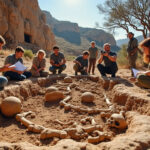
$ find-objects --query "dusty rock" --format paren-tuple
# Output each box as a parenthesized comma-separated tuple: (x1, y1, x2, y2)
(1, 96, 22, 117)
(45, 91, 64, 102)
(46, 86, 58, 93)
(0, 0, 55, 50)
(81, 92, 95, 103)
(64, 76, 73, 83)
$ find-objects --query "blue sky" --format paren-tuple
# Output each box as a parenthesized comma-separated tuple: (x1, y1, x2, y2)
(38, 0, 141, 40)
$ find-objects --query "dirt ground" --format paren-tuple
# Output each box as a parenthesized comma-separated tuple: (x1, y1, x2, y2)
(0, 53, 150, 149)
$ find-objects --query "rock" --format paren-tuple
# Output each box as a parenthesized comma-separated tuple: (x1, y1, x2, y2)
(64, 77, 73, 83)
(45, 91, 64, 102)
(81, 92, 94, 103)
(46, 86, 58, 93)
(1, 96, 22, 117)
(0, 0, 55, 50)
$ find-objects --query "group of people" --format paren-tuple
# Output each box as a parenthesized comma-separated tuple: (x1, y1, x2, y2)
(0, 33, 149, 90)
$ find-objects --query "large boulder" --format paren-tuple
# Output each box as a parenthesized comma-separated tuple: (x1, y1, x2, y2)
(81, 92, 95, 103)
(45, 91, 64, 102)
(0, 0, 55, 50)
(1, 96, 22, 117)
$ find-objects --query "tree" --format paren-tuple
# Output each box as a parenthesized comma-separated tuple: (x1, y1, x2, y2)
(97, 0, 150, 38)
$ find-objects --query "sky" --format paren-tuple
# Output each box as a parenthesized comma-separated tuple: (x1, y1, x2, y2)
(38, 0, 141, 40)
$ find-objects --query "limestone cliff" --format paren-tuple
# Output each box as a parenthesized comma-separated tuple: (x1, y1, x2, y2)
(44, 11, 81, 45)
(0, 0, 55, 51)
(44, 10, 119, 52)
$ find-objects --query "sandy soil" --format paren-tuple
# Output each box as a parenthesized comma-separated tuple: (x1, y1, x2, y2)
(0, 54, 150, 149)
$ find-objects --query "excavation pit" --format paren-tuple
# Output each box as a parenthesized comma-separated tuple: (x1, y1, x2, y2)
(0, 75, 150, 150)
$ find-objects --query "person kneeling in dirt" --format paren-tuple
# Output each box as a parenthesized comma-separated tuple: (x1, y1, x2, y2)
(30, 49, 48, 77)
(73, 51, 89, 75)
(97, 43, 118, 77)
(49, 46, 66, 74)
(4, 46, 32, 81)
(0, 35, 16, 89)
(136, 38, 150, 88)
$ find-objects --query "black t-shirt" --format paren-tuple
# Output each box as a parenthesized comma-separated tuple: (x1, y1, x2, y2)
(103, 51, 117, 67)
(50, 52, 65, 64)
(75, 55, 88, 67)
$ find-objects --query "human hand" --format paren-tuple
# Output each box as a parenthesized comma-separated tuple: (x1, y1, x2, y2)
(6, 65, 16, 71)
(103, 52, 108, 57)
(54, 64, 60, 67)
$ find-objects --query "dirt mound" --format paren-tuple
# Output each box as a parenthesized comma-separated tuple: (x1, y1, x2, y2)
(0, 75, 150, 149)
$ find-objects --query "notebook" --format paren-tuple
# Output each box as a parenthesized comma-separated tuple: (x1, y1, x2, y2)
(9, 61, 27, 72)
(132, 68, 140, 78)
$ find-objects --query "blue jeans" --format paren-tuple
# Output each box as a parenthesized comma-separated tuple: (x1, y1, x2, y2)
(49, 64, 66, 74)
(4, 71, 32, 81)
(0, 76, 8, 89)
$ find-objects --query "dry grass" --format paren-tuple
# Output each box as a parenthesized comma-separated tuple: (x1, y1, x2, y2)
(0, 49, 14, 56)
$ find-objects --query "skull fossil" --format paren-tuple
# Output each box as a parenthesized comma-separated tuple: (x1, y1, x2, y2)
(107, 112, 127, 129)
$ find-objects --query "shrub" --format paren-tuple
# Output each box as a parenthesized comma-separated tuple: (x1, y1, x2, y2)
(24, 50, 34, 59)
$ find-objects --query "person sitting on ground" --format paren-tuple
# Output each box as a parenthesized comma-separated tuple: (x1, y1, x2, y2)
(49, 46, 66, 74)
(4, 46, 32, 81)
(0, 35, 15, 89)
(88, 41, 98, 75)
(97, 43, 118, 77)
(136, 38, 150, 88)
(73, 51, 89, 75)
(30, 49, 48, 77)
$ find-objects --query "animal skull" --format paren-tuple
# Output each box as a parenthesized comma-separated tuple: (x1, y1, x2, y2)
(107, 112, 127, 129)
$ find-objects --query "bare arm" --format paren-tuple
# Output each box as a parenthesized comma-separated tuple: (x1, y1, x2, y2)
(145, 71, 150, 76)
(73, 60, 81, 66)
(98, 55, 103, 64)
(103, 53, 117, 62)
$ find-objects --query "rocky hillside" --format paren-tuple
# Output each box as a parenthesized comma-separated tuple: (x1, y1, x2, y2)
(0, 0, 55, 51)
(44, 11, 120, 53)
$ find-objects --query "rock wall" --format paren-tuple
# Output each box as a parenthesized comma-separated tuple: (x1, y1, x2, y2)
(0, 0, 55, 51)
(44, 10, 119, 51)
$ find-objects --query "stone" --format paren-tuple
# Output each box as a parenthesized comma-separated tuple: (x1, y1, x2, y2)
(0, 0, 55, 50)
(1, 96, 22, 117)
(45, 91, 64, 102)
(46, 86, 58, 93)
(81, 92, 94, 103)
(64, 77, 73, 83)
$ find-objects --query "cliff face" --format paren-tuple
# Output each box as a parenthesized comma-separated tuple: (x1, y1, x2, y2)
(44, 11, 81, 45)
(0, 0, 55, 51)
(44, 10, 119, 52)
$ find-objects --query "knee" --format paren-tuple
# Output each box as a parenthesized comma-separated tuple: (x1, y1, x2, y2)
(0, 76, 8, 88)
(97, 64, 103, 69)
(62, 64, 66, 70)
(49, 66, 54, 72)
(137, 74, 145, 83)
